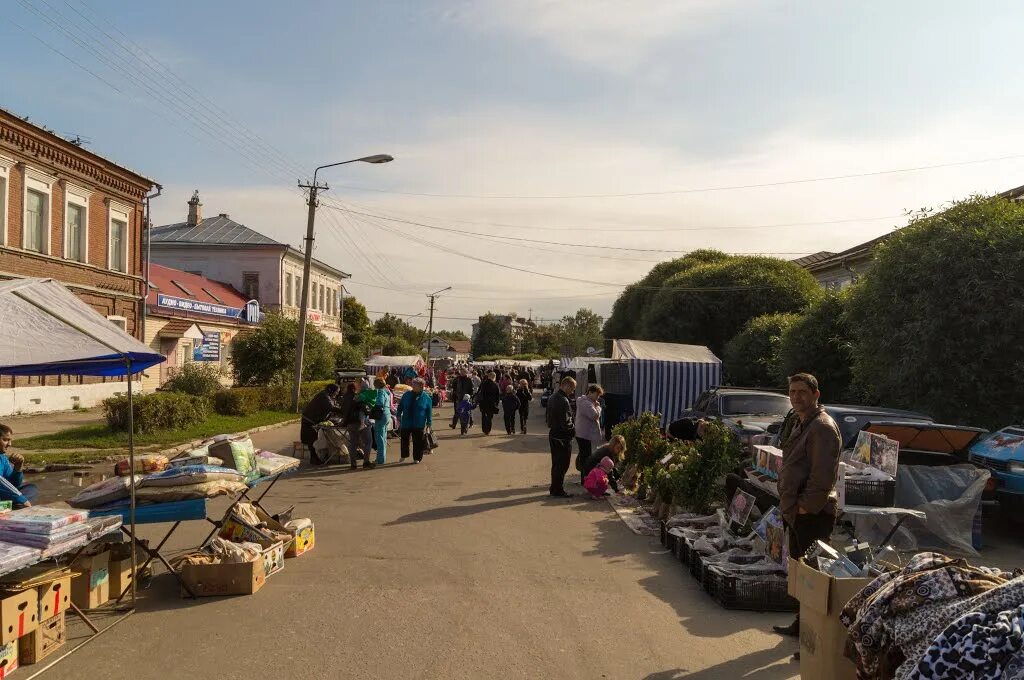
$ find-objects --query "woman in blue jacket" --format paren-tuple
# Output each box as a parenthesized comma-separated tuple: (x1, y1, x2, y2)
(0, 425, 37, 507)
(396, 378, 433, 464)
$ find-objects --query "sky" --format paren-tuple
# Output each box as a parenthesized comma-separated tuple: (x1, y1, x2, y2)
(5, 0, 1024, 333)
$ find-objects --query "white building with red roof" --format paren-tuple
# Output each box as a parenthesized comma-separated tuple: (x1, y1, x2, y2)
(142, 263, 260, 390)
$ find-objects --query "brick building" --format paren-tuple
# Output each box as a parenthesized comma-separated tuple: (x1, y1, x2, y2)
(0, 108, 156, 414)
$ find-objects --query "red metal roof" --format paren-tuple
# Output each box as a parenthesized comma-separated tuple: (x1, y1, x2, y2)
(146, 263, 248, 310)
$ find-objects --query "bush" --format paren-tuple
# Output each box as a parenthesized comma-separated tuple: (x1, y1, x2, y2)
(334, 343, 366, 371)
(670, 421, 741, 513)
(231, 313, 335, 386)
(213, 388, 263, 416)
(164, 362, 223, 397)
(639, 256, 822, 355)
(778, 292, 857, 402)
(612, 412, 665, 467)
(847, 196, 1024, 428)
(722, 312, 800, 388)
(103, 392, 210, 434)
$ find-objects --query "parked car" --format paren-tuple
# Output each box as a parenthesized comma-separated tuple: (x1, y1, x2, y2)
(968, 426, 1024, 518)
(677, 387, 793, 451)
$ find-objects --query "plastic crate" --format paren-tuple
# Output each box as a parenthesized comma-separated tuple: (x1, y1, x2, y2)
(673, 535, 687, 561)
(666, 531, 681, 555)
(679, 538, 692, 566)
(845, 479, 896, 507)
(659, 521, 668, 547)
(704, 565, 798, 612)
(689, 550, 704, 581)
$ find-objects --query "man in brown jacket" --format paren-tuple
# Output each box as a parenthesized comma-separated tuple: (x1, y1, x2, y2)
(773, 372, 842, 639)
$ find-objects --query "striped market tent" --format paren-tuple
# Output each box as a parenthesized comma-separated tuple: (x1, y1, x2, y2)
(611, 339, 721, 426)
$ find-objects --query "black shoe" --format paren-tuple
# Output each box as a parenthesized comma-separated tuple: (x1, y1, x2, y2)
(792, 652, 800, 661)
(773, 620, 800, 638)
(550, 491, 573, 498)
(363, 462, 376, 470)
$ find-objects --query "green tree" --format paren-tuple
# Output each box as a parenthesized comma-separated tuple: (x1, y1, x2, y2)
(522, 322, 562, 357)
(342, 297, 371, 347)
(559, 308, 604, 356)
(603, 250, 730, 340)
(373, 313, 424, 346)
(231, 313, 335, 386)
(472, 314, 513, 357)
(722, 312, 800, 388)
(334, 342, 367, 370)
(380, 336, 421, 356)
(434, 329, 469, 342)
(847, 196, 1024, 428)
(778, 292, 857, 402)
(640, 256, 822, 355)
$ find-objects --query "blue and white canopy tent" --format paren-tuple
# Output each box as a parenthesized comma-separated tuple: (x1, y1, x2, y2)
(0, 278, 165, 618)
(608, 339, 722, 426)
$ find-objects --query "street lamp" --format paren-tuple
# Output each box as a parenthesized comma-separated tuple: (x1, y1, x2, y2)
(292, 154, 393, 412)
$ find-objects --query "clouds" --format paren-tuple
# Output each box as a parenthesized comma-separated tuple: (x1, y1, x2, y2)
(445, 0, 746, 74)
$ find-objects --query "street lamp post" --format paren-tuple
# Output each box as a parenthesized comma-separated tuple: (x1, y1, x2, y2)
(292, 154, 392, 412)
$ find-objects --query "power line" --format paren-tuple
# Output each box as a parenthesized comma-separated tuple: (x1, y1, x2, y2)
(324, 204, 816, 255)
(329, 154, 1024, 200)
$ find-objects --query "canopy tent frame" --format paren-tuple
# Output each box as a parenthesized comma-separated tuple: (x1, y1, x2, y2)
(0, 278, 165, 677)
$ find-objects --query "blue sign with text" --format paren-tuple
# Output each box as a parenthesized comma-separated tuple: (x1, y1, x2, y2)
(157, 294, 243, 319)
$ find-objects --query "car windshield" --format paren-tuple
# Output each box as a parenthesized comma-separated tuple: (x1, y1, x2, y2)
(721, 394, 791, 417)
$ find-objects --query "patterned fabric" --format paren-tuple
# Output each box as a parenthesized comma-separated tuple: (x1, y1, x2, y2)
(892, 577, 1024, 680)
(841, 553, 1008, 680)
(906, 605, 1024, 680)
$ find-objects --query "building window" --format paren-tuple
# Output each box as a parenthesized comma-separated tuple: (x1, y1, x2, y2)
(0, 154, 11, 245)
(107, 315, 127, 332)
(64, 182, 92, 264)
(330, 289, 337, 316)
(108, 201, 130, 273)
(242, 272, 260, 300)
(285, 273, 292, 306)
(25, 189, 48, 253)
(319, 284, 325, 312)
(295, 276, 302, 306)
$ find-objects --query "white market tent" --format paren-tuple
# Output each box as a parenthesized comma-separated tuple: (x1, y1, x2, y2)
(610, 339, 721, 425)
(364, 355, 424, 369)
(0, 278, 165, 612)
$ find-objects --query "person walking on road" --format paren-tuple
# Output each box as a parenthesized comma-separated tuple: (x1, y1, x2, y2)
(515, 379, 533, 434)
(449, 369, 475, 428)
(501, 385, 521, 435)
(772, 372, 842, 643)
(362, 377, 393, 465)
(574, 385, 604, 468)
(476, 371, 501, 436)
(397, 378, 434, 464)
(339, 381, 374, 470)
(546, 376, 577, 498)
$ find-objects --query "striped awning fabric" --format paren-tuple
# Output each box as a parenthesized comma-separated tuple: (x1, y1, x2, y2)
(629, 359, 721, 426)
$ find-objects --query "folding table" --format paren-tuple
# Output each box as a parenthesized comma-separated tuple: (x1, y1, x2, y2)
(199, 470, 297, 547)
(91, 498, 208, 600)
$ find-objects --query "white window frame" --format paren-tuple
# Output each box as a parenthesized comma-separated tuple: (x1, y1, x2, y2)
(107, 315, 127, 332)
(0, 154, 13, 246)
(285, 273, 292, 307)
(64, 181, 91, 263)
(23, 166, 56, 254)
(107, 200, 131, 273)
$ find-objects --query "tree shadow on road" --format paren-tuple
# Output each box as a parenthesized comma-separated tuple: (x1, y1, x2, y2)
(384, 494, 549, 525)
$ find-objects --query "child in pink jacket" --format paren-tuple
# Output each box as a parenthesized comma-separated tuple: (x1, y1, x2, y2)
(583, 456, 616, 500)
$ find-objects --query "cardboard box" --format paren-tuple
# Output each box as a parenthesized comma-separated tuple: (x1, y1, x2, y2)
(18, 613, 64, 665)
(788, 558, 873, 680)
(219, 504, 293, 550)
(37, 577, 70, 622)
(254, 540, 284, 578)
(0, 640, 17, 678)
(285, 521, 314, 558)
(177, 558, 266, 597)
(0, 589, 38, 645)
(70, 551, 110, 610)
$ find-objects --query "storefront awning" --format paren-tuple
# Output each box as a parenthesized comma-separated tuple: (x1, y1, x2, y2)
(158, 319, 205, 340)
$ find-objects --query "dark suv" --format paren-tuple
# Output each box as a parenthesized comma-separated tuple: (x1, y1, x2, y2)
(678, 386, 793, 451)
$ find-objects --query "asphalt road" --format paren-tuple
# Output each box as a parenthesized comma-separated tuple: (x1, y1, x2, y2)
(46, 402, 798, 680)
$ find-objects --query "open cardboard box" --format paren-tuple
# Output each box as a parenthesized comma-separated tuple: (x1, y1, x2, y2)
(219, 504, 294, 551)
(788, 558, 873, 680)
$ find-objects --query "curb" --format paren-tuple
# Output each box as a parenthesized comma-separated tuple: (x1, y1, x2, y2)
(154, 418, 301, 458)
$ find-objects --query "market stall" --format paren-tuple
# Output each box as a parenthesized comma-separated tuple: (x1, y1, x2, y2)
(364, 355, 424, 375)
(603, 339, 721, 427)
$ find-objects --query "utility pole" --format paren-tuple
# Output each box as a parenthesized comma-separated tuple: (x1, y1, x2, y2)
(290, 155, 393, 413)
(425, 286, 452, 354)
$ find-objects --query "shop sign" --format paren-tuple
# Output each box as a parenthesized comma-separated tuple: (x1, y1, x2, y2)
(193, 331, 221, 362)
(158, 294, 242, 319)
(307, 309, 322, 323)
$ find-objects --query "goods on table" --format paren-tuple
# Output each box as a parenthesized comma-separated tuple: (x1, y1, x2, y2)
(167, 453, 223, 468)
(68, 476, 138, 509)
(138, 465, 245, 487)
(114, 455, 167, 476)
(209, 436, 259, 481)
(134, 479, 247, 502)
(0, 543, 41, 574)
(256, 450, 300, 477)
(0, 507, 86, 533)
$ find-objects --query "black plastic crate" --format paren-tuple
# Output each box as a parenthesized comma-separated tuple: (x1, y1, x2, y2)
(660, 521, 668, 547)
(666, 530, 680, 555)
(704, 565, 798, 612)
(845, 479, 896, 507)
(689, 550, 704, 581)
(679, 538, 692, 566)
(673, 534, 687, 561)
